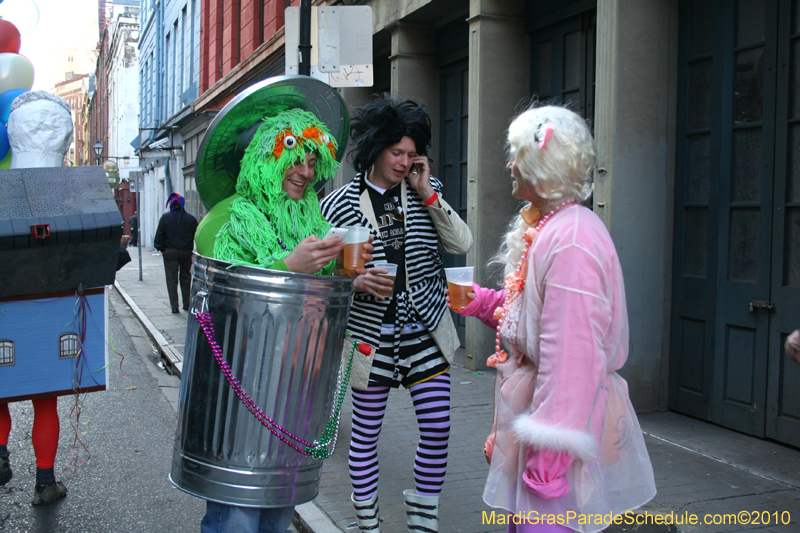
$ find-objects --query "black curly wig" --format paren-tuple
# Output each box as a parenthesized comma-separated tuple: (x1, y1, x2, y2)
(349, 95, 432, 173)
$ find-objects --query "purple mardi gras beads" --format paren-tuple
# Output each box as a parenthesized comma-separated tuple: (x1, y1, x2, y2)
(196, 312, 312, 453)
(195, 311, 355, 459)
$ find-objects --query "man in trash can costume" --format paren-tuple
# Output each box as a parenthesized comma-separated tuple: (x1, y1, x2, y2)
(189, 77, 376, 533)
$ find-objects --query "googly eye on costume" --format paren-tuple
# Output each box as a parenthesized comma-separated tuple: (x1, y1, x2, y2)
(320, 133, 330, 145)
(284, 135, 297, 149)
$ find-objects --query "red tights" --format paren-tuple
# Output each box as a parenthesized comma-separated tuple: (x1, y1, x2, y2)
(0, 397, 59, 469)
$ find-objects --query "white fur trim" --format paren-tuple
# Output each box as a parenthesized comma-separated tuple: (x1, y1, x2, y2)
(512, 416, 597, 463)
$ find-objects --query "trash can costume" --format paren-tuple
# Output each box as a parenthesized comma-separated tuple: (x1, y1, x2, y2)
(169, 76, 356, 533)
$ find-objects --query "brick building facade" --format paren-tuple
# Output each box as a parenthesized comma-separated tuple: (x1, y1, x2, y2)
(88, 28, 110, 167)
(53, 74, 90, 166)
(195, 0, 293, 113)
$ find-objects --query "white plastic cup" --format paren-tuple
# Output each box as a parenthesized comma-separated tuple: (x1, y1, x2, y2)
(373, 262, 398, 298)
(444, 266, 474, 311)
(342, 226, 370, 270)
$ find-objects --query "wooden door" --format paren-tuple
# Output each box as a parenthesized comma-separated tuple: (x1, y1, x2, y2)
(713, 0, 778, 436)
(530, 10, 596, 126)
(530, 9, 596, 208)
(671, 0, 719, 422)
(672, 0, 800, 447)
(767, 0, 800, 446)
(439, 58, 469, 345)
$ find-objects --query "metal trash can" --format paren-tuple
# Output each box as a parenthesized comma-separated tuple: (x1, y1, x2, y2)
(170, 254, 353, 508)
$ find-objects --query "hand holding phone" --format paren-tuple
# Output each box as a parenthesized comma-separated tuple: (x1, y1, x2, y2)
(323, 227, 348, 240)
(409, 157, 432, 177)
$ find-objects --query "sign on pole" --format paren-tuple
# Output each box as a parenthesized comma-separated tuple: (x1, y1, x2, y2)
(285, 6, 373, 88)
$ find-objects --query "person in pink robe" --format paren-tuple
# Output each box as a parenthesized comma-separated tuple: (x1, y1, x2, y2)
(785, 329, 800, 363)
(450, 106, 655, 533)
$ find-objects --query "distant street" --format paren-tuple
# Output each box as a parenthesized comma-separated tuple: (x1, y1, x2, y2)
(0, 290, 205, 533)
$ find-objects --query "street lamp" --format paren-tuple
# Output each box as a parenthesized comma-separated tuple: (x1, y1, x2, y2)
(93, 138, 103, 165)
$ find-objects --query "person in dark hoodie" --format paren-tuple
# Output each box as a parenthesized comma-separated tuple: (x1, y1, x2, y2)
(154, 193, 198, 313)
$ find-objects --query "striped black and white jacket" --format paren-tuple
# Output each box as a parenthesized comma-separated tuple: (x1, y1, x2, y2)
(320, 173, 472, 361)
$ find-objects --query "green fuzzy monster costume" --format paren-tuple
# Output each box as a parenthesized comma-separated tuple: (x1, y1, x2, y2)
(194, 109, 339, 274)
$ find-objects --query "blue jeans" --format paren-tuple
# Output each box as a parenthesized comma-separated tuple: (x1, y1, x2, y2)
(201, 501, 295, 533)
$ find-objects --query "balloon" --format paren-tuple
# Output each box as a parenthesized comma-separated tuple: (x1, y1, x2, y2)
(0, 87, 25, 123)
(0, 19, 20, 54)
(0, 53, 32, 94)
(0, 149, 9, 169)
(0, 124, 8, 161)
(0, 0, 39, 35)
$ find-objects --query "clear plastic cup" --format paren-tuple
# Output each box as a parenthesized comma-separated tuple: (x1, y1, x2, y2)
(342, 226, 370, 270)
(444, 266, 474, 311)
(373, 262, 397, 298)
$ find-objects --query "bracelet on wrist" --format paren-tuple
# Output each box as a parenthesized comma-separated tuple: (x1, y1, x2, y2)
(423, 191, 438, 206)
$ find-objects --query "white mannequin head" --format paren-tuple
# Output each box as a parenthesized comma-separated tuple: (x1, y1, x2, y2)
(7, 91, 73, 169)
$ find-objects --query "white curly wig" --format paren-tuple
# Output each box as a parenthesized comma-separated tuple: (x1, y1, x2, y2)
(494, 105, 596, 276)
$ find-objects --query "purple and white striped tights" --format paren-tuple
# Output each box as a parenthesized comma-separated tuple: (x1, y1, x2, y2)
(349, 373, 451, 501)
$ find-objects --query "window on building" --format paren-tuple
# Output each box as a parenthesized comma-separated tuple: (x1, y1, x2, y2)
(172, 21, 178, 112)
(189, 0, 196, 82)
(149, 52, 155, 122)
(182, 7, 188, 94)
(0, 340, 13, 366)
(59, 333, 80, 358)
(166, 32, 171, 114)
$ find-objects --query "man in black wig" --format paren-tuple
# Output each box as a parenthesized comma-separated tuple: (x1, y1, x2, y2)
(320, 95, 472, 533)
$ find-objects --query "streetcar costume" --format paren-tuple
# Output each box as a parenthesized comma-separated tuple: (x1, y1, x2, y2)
(0, 91, 121, 506)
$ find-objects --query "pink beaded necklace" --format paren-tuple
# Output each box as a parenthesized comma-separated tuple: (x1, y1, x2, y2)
(488, 200, 575, 367)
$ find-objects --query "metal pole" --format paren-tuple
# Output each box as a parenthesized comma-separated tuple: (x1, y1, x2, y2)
(299, 0, 311, 76)
(136, 129, 143, 281)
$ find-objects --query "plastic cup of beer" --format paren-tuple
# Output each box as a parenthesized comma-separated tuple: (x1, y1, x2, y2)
(373, 262, 397, 298)
(444, 266, 474, 311)
(342, 226, 370, 271)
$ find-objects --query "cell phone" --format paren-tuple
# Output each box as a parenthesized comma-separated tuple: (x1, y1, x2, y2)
(323, 227, 348, 240)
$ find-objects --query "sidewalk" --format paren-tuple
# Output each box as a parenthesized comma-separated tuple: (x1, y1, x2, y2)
(115, 245, 192, 374)
(115, 247, 800, 533)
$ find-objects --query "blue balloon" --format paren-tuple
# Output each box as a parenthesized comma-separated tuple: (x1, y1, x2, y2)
(0, 124, 9, 161)
(0, 88, 26, 124)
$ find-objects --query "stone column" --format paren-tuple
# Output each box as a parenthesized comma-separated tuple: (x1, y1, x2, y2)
(594, 0, 678, 411)
(391, 22, 439, 156)
(334, 87, 371, 191)
(465, 0, 526, 369)
(335, 23, 438, 191)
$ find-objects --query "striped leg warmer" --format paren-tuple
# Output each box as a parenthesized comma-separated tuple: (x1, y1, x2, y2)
(352, 491, 381, 533)
(403, 489, 440, 533)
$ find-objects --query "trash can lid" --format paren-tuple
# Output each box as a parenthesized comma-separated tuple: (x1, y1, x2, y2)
(196, 75, 349, 210)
